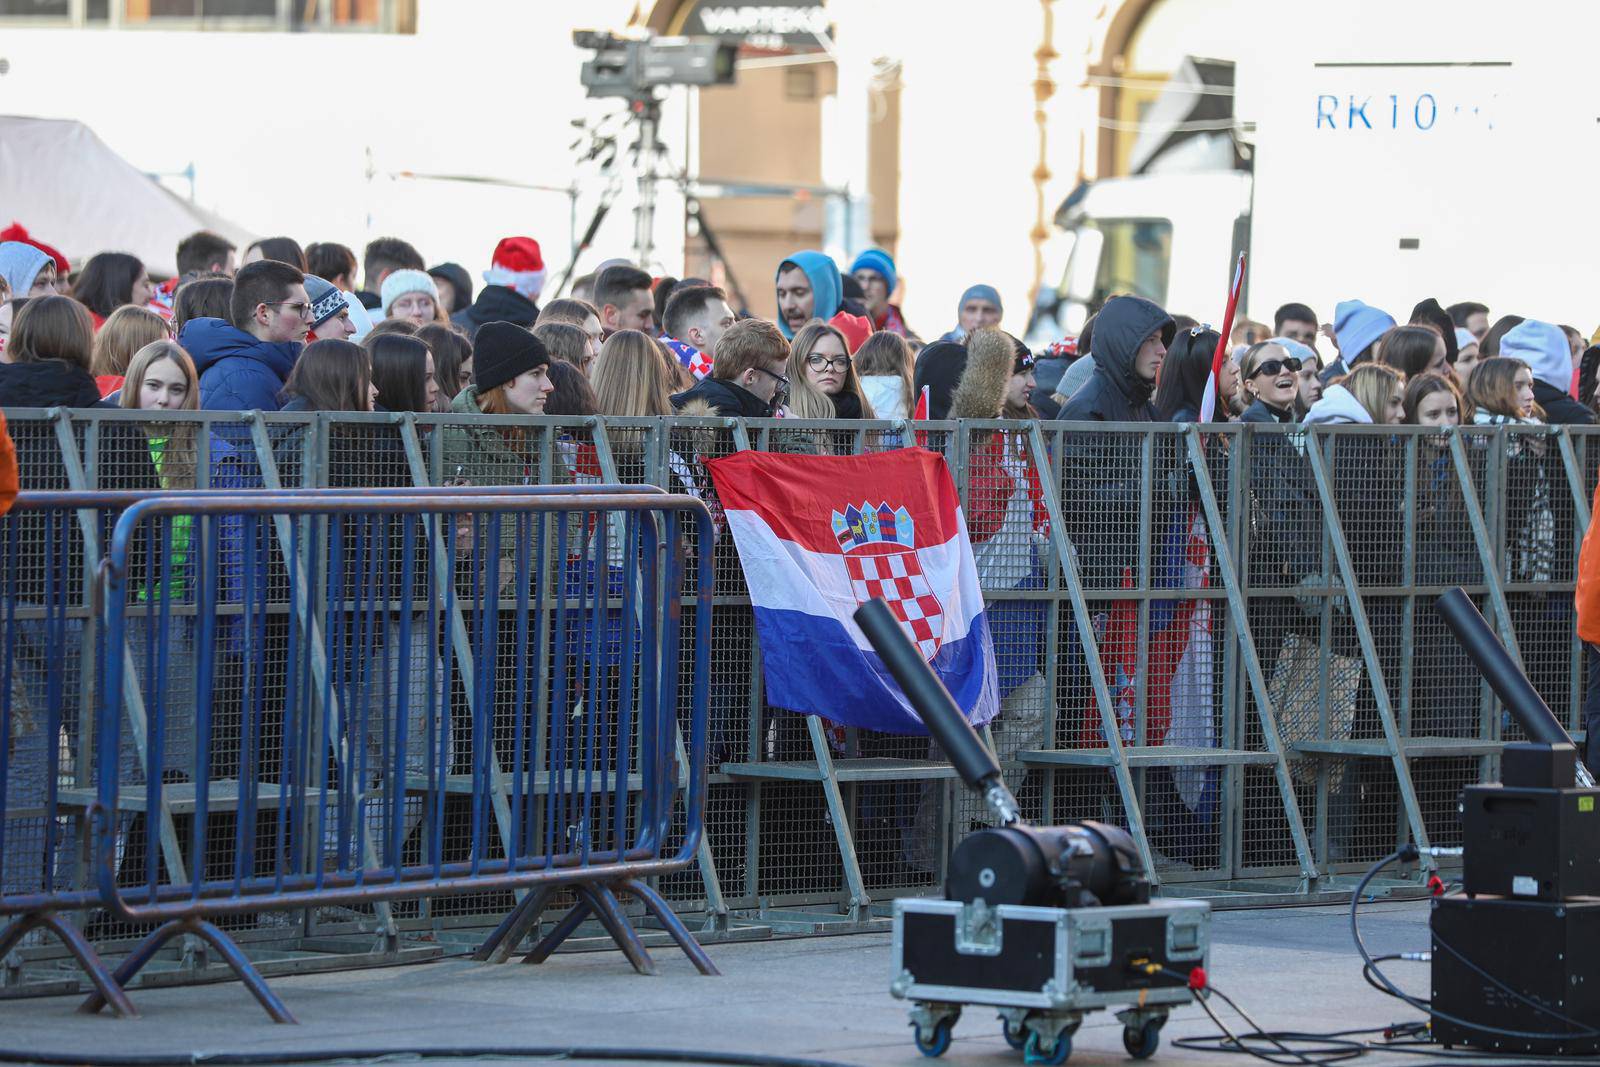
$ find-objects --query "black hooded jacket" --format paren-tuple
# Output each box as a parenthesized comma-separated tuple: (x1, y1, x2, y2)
(1056, 296, 1175, 583)
(428, 263, 475, 315)
(451, 285, 538, 336)
(1533, 379, 1596, 427)
(1058, 296, 1172, 423)
(671, 376, 775, 419)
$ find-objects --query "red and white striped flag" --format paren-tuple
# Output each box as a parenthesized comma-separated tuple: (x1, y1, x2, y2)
(913, 384, 929, 421)
(1198, 252, 1247, 424)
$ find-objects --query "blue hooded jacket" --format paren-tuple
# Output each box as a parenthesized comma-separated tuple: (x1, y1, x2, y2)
(180, 317, 301, 412)
(775, 251, 841, 339)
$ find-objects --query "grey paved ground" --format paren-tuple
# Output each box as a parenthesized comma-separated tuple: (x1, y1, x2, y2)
(0, 900, 1466, 1066)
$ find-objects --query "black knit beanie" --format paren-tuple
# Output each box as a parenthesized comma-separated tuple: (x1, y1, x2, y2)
(473, 322, 549, 393)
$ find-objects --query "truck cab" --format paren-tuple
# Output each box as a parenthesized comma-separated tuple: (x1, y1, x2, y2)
(1027, 170, 1251, 347)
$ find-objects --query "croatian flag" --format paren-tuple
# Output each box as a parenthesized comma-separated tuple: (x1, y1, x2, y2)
(706, 448, 998, 734)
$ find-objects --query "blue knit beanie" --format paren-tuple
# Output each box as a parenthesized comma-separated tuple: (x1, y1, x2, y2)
(849, 248, 897, 295)
(1333, 299, 1395, 362)
(0, 241, 50, 299)
(959, 284, 1003, 315)
(1500, 319, 1572, 389)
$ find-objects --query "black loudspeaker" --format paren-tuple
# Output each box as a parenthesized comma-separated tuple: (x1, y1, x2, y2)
(1431, 896, 1600, 1055)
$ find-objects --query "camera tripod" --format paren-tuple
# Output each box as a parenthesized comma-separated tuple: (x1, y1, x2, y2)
(557, 94, 753, 313)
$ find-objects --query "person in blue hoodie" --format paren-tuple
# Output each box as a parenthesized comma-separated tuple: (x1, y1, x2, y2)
(774, 250, 841, 340)
(182, 259, 308, 412)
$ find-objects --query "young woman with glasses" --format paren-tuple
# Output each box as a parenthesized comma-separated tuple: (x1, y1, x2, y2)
(785, 321, 876, 420)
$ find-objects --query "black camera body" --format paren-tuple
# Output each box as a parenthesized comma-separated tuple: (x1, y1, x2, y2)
(574, 31, 737, 101)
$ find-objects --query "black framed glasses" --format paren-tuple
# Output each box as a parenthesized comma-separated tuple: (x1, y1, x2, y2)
(265, 300, 314, 320)
(753, 365, 790, 391)
(804, 354, 851, 372)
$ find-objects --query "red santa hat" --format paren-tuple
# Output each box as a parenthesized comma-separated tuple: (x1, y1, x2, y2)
(482, 236, 546, 301)
(0, 222, 69, 275)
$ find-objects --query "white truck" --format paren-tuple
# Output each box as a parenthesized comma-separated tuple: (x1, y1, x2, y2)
(1029, 17, 1600, 345)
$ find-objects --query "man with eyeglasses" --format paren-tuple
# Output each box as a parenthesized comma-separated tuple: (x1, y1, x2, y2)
(183, 259, 309, 413)
(671, 317, 791, 418)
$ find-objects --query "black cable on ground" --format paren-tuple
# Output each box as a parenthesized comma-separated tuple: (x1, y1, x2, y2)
(0, 1047, 857, 1067)
(1351, 845, 1600, 1043)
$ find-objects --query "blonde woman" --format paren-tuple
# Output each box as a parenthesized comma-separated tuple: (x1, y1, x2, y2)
(92, 304, 171, 398)
(591, 329, 674, 418)
(117, 339, 200, 795)
(785, 321, 876, 420)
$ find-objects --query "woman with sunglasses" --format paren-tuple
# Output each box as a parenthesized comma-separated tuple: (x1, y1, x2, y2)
(1238, 341, 1303, 424)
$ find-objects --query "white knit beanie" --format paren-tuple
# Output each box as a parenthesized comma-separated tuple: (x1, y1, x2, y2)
(380, 269, 439, 315)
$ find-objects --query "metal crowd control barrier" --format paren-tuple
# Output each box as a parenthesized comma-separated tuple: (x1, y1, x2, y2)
(71, 486, 712, 1020)
(0, 407, 1593, 996)
(0, 492, 138, 1016)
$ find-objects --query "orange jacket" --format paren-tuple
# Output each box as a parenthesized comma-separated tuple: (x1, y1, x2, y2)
(1576, 469, 1600, 644)
(0, 410, 17, 517)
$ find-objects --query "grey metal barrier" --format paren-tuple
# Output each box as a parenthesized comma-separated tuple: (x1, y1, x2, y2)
(0, 408, 1587, 972)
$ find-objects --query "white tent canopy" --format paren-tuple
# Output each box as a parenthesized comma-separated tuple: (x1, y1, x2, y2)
(0, 115, 254, 276)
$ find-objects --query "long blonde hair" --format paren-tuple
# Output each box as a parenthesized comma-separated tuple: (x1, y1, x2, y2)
(591, 329, 673, 417)
(92, 305, 170, 378)
(854, 331, 913, 416)
(1340, 363, 1405, 423)
(785, 322, 875, 419)
(119, 340, 198, 488)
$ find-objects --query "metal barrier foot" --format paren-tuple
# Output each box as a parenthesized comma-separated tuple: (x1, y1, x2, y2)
(78, 916, 297, 1024)
(622, 878, 720, 976)
(0, 912, 137, 1019)
(581, 883, 656, 976)
(521, 899, 593, 965)
(475, 887, 555, 964)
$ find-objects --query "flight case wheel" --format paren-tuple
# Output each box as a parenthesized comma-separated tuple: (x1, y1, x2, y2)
(1024, 1029, 1071, 1066)
(914, 1017, 954, 1058)
(1122, 1019, 1161, 1060)
(1001, 1016, 1028, 1051)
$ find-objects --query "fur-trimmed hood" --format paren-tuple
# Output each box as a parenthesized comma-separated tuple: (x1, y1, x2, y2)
(949, 328, 1016, 420)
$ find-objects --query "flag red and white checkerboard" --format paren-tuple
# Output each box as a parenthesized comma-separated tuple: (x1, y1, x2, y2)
(844, 545, 945, 659)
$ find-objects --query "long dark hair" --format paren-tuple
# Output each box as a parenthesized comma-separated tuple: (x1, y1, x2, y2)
(545, 360, 599, 416)
(72, 252, 144, 319)
(367, 333, 432, 414)
(172, 277, 234, 332)
(1379, 325, 1441, 378)
(417, 323, 472, 407)
(1153, 326, 1219, 420)
(282, 339, 370, 412)
(8, 294, 95, 369)
(247, 236, 307, 271)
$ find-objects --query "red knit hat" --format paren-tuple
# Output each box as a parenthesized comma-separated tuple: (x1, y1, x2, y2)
(483, 237, 545, 300)
(0, 222, 69, 274)
(830, 310, 873, 355)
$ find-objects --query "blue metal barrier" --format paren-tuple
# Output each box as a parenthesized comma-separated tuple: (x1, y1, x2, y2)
(0, 493, 138, 1017)
(79, 488, 712, 1021)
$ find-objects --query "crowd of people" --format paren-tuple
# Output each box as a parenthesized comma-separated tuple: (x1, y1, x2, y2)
(0, 221, 1596, 796)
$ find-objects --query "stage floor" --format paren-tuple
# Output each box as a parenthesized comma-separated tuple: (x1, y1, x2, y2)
(0, 899, 1478, 1066)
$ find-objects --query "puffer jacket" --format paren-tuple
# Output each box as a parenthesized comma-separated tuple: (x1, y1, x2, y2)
(181, 317, 300, 414)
